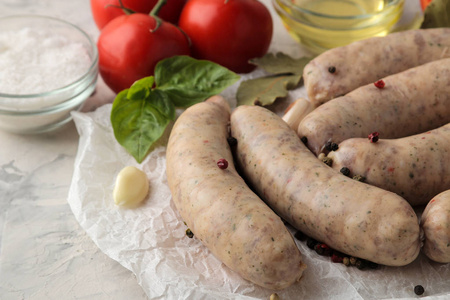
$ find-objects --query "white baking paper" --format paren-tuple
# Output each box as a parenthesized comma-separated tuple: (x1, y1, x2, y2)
(68, 95, 450, 300)
(67, 1, 449, 297)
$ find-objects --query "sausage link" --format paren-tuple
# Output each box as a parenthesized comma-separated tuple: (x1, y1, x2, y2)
(327, 123, 450, 206)
(231, 105, 420, 266)
(303, 28, 450, 107)
(421, 190, 450, 263)
(166, 96, 305, 290)
(298, 58, 450, 156)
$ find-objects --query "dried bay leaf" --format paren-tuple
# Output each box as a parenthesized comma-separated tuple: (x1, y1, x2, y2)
(236, 52, 312, 107)
(249, 52, 312, 75)
(236, 74, 301, 106)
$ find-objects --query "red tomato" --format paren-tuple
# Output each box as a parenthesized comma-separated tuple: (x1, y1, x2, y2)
(97, 13, 191, 93)
(178, 0, 273, 73)
(420, 0, 433, 10)
(90, 0, 186, 29)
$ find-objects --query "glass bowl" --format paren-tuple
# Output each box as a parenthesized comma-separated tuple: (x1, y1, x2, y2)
(0, 15, 98, 134)
(272, 0, 405, 54)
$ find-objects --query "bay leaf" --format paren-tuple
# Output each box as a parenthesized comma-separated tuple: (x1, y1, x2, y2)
(237, 74, 301, 106)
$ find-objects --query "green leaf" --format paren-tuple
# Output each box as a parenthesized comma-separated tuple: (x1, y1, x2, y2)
(155, 55, 240, 108)
(111, 88, 175, 163)
(127, 76, 154, 100)
(250, 52, 312, 75)
(237, 74, 302, 106)
(421, 0, 450, 28)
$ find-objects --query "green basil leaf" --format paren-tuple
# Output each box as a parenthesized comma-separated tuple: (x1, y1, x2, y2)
(155, 55, 240, 108)
(237, 74, 302, 106)
(249, 52, 313, 75)
(111, 89, 174, 163)
(127, 76, 154, 100)
(148, 89, 176, 120)
(421, 0, 450, 29)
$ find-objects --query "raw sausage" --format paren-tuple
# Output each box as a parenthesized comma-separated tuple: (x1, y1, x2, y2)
(327, 123, 450, 206)
(421, 190, 450, 263)
(166, 96, 305, 290)
(303, 28, 450, 107)
(230, 105, 420, 266)
(298, 58, 450, 156)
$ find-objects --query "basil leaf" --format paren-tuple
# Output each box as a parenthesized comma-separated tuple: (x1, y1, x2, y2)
(127, 76, 154, 100)
(250, 52, 312, 75)
(148, 89, 176, 120)
(155, 55, 240, 108)
(111, 89, 175, 163)
(421, 0, 450, 29)
(237, 74, 302, 106)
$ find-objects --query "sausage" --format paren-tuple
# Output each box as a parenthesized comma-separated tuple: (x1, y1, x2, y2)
(298, 58, 450, 156)
(327, 123, 450, 206)
(230, 105, 420, 266)
(303, 28, 450, 107)
(421, 190, 450, 263)
(166, 96, 305, 290)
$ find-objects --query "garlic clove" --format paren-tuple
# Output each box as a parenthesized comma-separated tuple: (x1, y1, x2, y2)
(113, 166, 149, 208)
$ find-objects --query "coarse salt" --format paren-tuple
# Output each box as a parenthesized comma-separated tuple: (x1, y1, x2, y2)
(0, 27, 91, 96)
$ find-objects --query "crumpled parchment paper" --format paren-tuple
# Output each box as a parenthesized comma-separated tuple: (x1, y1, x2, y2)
(67, 1, 449, 297)
(68, 99, 450, 300)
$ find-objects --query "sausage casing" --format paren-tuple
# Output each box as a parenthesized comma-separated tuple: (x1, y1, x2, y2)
(421, 190, 450, 263)
(166, 96, 305, 290)
(327, 123, 450, 206)
(231, 105, 420, 266)
(303, 28, 450, 106)
(298, 58, 450, 156)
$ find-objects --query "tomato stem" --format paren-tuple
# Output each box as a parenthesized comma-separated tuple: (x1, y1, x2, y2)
(112, 0, 134, 15)
(150, 0, 167, 17)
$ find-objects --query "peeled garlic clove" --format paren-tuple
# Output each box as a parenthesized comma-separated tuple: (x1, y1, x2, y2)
(282, 97, 313, 131)
(113, 166, 149, 208)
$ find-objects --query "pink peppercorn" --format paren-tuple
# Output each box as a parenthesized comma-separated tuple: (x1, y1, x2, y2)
(217, 158, 228, 169)
(374, 80, 385, 89)
(368, 132, 379, 143)
(331, 253, 344, 263)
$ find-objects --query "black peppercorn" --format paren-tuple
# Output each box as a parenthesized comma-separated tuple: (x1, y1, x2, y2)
(414, 285, 424, 296)
(328, 66, 336, 74)
(314, 244, 325, 255)
(355, 259, 367, 270)
(306, 237, 318, 250)
(186, 228, 194, 238)
(330, 142, 339, 151)
(340, 167, 351, 176)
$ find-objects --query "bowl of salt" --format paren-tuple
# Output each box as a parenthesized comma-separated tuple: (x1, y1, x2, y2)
(0, 15, 98, 134)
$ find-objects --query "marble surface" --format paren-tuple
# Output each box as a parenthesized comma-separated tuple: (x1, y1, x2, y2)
(0, 0, 432, 300)
(0, 1, 146, 299)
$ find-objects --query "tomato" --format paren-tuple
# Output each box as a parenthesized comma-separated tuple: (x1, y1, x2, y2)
(97, 13, 191, 93)
(90, 0, 186, 29)
(178, 0, 273, 73)
(420, 0, 433, 10)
